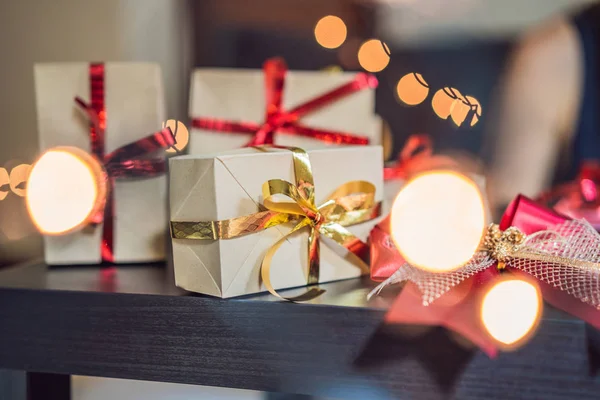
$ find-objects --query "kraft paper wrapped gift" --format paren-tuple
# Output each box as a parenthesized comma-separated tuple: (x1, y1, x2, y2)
(34, 62, 168, 264)
(170, 146, 384, 298)
(188, 63, 380, 155)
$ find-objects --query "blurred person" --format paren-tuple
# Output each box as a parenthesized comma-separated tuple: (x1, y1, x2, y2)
(488, 3, 600, 209)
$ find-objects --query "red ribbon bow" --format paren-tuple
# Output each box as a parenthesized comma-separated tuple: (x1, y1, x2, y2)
(370, 195, 600, 357)
(76, 63, 175, 262)
(383, 134, 462, 181)
(192, 57, 378, 146)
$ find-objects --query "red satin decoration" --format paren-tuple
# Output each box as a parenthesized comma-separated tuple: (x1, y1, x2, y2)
(501, 195, 600, 330)
(537, 161, 600, 230)
(191, 58, 377, 146)
(383, 135, 433, 181)
(383, 134, 461, 181)
(78, 63, 175, 262)
(371, 194, 600, 356)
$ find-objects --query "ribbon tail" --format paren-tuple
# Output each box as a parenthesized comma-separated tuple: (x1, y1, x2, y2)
(245, 124, 276, 146)
(261, 219, 324, 302)
(307, 227, 320, 285)
(367, 265, 408, 300)
(104, 127, 175, 164)
(319, 222, 370, 275)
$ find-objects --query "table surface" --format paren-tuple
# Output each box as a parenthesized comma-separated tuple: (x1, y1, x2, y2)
(0, 260, 599, 400)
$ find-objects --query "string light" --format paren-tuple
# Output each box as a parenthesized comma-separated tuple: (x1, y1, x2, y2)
(451, 95, 482, 127)
(314, 15, 347, 49)
(162, 120, 189, 154)
(9, 164, 30, 197)
(26, 147, 105, 235)
(0, 168, 9, 201)
(397, 73, 429, 106)
(432, 87, 463, 120)
(358, 39, 390, 73)
(390, 171, 486, 272)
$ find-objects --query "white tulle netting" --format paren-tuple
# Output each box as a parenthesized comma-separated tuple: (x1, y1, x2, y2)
(510, 219, 600, 309)
(369, 219, 600, 309)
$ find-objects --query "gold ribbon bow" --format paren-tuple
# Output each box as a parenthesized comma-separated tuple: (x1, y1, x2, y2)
(171, 146, 381, 301)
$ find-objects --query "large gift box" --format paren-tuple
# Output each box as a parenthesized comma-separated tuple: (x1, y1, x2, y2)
(170, 146, 384, 298)
(188, 58, 380, 154)
(34, 62, 168, 264)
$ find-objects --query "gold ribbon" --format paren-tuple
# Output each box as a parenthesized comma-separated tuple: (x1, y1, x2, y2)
(171, 146, 381, 301)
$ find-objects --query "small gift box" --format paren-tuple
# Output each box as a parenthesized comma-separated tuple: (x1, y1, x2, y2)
(188, 58, 380, 154)
(170, 146, 384, 298)
(33, 62, 170, 264)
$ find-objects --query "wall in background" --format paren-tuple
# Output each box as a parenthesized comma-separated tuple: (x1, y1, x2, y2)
(376, 0, 598, 46)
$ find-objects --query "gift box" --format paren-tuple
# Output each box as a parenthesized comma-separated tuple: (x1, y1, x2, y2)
(188, 58, 380, 154)
(170, 146, 384, 298)
(34, 62, 168, 264)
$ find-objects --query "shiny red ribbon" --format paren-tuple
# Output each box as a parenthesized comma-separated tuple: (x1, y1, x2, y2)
(383, 134, 462, 181)
(537, 161, 600, 229)
(370, 195, 600, 357)
(77, 63, 175, 262)
(191, 58, 377, 146)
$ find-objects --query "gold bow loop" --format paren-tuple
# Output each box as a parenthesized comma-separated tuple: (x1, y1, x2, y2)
(261, 175, 377, 301)
(171, 146, 381, 302)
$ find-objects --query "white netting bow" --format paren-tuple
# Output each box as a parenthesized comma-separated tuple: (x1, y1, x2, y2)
(368, 219, 600, 308)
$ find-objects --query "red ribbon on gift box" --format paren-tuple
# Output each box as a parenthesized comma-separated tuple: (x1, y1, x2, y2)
(369, 195, 600, 357)
(191, 58, 378, 146)
(75, 62, 175, 262)
(383, 134, 462, 181)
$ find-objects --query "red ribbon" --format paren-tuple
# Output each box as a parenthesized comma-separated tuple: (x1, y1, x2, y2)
(76, 63, 175, 262)
(383, 134, 461, 181)
(191, 58, 377, 146)
(370, 195, 600, 357)
(536, 161, 600, 229)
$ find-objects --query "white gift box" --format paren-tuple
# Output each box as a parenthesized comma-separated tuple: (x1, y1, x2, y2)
(34, 62, 167, 264)
(188, 68, 380, 155)
(170, 146, 384, 298)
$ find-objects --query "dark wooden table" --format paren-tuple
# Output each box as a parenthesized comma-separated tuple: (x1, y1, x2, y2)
(0, 260, 599, 400)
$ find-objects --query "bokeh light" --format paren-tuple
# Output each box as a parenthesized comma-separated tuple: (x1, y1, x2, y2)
(26, 148, 104, 235)
(358, 39, 390, 73)
(390, 170, 486, 272)
(162, 119, 189, 154)
(314, 15, 347, 49)
(465, 96, 482, 127)
(481, 279, 541, 347)
(0, 168, 9, 201)
(432, 87, 463, 120)
(451, 95, 482, 127)
(9, 163, 31, 197)
(397, 73, 429, 106)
